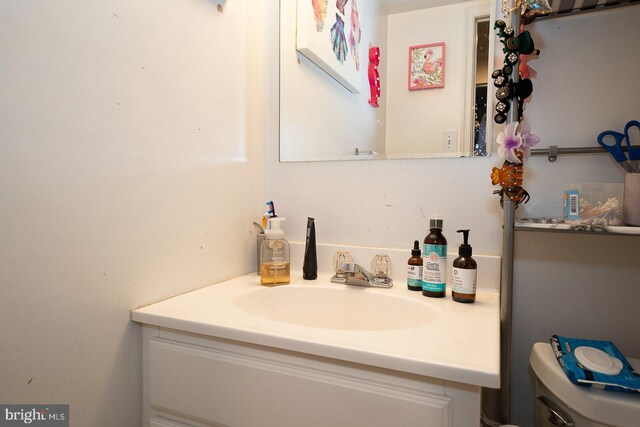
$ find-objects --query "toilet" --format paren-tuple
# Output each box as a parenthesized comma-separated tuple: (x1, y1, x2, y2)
(530, 342, 640, 427)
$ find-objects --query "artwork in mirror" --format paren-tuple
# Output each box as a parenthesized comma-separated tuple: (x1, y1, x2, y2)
(280, 0, 495, 162)
(408, 42, 446, 90)
(296, 0, 363, 93)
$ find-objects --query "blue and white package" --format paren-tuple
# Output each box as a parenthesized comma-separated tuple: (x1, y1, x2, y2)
(563, 189, 580, 221)
(550, 335, 640, 393)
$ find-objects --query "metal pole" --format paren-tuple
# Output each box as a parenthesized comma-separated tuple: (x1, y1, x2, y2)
(499, 196, 515, 424)
(499, 9, 520, 425)
(530, 146, 606, 156)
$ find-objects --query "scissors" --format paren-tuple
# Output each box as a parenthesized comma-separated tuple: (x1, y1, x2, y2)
(598, 120, 640, 173)
(623, 120, 640, 169)
(598, 129, 634, 172)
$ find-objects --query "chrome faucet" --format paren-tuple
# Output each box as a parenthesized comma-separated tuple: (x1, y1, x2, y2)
(331, 262, 393, 288)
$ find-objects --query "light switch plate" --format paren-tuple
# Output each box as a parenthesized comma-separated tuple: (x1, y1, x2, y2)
(441, 129, 458, 153)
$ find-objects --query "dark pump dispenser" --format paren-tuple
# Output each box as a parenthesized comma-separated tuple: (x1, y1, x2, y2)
(451, 229, 477, 303)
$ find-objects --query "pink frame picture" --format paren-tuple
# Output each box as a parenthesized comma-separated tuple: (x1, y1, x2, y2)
(408, 42, 445, 90)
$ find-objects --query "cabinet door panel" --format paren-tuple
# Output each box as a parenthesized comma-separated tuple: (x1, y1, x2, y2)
(149, 338, 451, 427)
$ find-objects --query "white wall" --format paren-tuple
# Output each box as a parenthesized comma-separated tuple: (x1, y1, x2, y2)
(0, 0, 267, 425)
(511, 232, 640, 426)
(3, 2, 639, 426)
(523, 7, 640, 154)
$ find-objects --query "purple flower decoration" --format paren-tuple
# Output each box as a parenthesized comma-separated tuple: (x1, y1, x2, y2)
(519, 121, 540, 162)
(496, 121, 540, 164)
(497, 122, 522, 163)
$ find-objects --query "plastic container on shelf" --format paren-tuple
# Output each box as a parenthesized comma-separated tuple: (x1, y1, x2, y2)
(563, 183, 624, 225)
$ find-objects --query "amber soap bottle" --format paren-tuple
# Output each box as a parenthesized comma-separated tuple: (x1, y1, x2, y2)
(260, 218, 290, 286)
(422, 217, 447, 298)
(407, 240, 423, 291)
(451, 229, 477, 303)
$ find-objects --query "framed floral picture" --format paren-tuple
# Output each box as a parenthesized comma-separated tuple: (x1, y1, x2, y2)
(408, 42, 445, 90)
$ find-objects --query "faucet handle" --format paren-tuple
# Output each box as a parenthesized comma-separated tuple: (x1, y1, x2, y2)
(333, 251, 354, 273)
(370, 254, 392, 278)
(336, 262, 358, 274)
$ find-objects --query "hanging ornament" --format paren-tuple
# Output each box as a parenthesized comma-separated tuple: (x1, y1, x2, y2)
(501, 0, 520, 16)
(490, 121, 540, 206)
(491, 158, 530, 205)
(503, 0, 551, 23)
(525, 0, 552, 15)
(519, 54, 536, 79)
(490, 15, 543, 208)
(491, 19, 541, 124)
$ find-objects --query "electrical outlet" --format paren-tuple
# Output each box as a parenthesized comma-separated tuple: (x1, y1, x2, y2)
(441, 130, 458, 153)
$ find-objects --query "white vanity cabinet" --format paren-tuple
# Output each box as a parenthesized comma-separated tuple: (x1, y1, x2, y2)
(142, 326, 481, 427)
(134, 272, 499, 427)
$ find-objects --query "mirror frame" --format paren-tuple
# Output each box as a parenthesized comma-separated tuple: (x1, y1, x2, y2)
(463, 4, 495, 158)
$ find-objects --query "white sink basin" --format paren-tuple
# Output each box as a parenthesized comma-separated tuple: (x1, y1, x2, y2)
(234, 284, 437, 331)
(132, 272, 500, 387)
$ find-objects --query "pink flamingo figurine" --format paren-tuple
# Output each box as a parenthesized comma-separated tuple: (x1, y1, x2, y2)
(368, 46, 380, 108)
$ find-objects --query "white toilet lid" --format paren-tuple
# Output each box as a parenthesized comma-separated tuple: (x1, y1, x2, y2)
(530, 342, 640, 427)
(574, 346, 624, 376)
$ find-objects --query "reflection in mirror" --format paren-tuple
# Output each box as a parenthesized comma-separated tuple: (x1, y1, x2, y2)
(279, 0, 495, 162)
(474, 19, 489, 156)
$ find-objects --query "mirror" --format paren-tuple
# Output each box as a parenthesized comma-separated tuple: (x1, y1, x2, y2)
(279, 0, 495, 161)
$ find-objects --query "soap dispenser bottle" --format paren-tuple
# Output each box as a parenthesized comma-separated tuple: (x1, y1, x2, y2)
(451, 229, 477, 303)
(260, 217, 290, 286)
(422, 217, 447, 298)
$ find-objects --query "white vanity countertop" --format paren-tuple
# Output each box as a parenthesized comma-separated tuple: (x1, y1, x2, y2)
(131, 272, 500, 388)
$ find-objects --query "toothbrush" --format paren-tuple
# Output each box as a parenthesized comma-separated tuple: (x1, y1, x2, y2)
(266, 201, 276, 218)
(261, 201, 277, 229)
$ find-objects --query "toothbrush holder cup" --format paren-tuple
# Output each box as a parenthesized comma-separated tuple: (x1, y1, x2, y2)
(624, 173, 640, 226)
(256, 233, 265, 274)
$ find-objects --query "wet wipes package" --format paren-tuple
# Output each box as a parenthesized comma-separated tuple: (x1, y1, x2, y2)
(550, 335, 640, 393)
(562, 183, 624, 225)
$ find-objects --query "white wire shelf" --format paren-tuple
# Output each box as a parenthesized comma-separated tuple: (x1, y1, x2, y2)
(514, 220, 640, 236)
